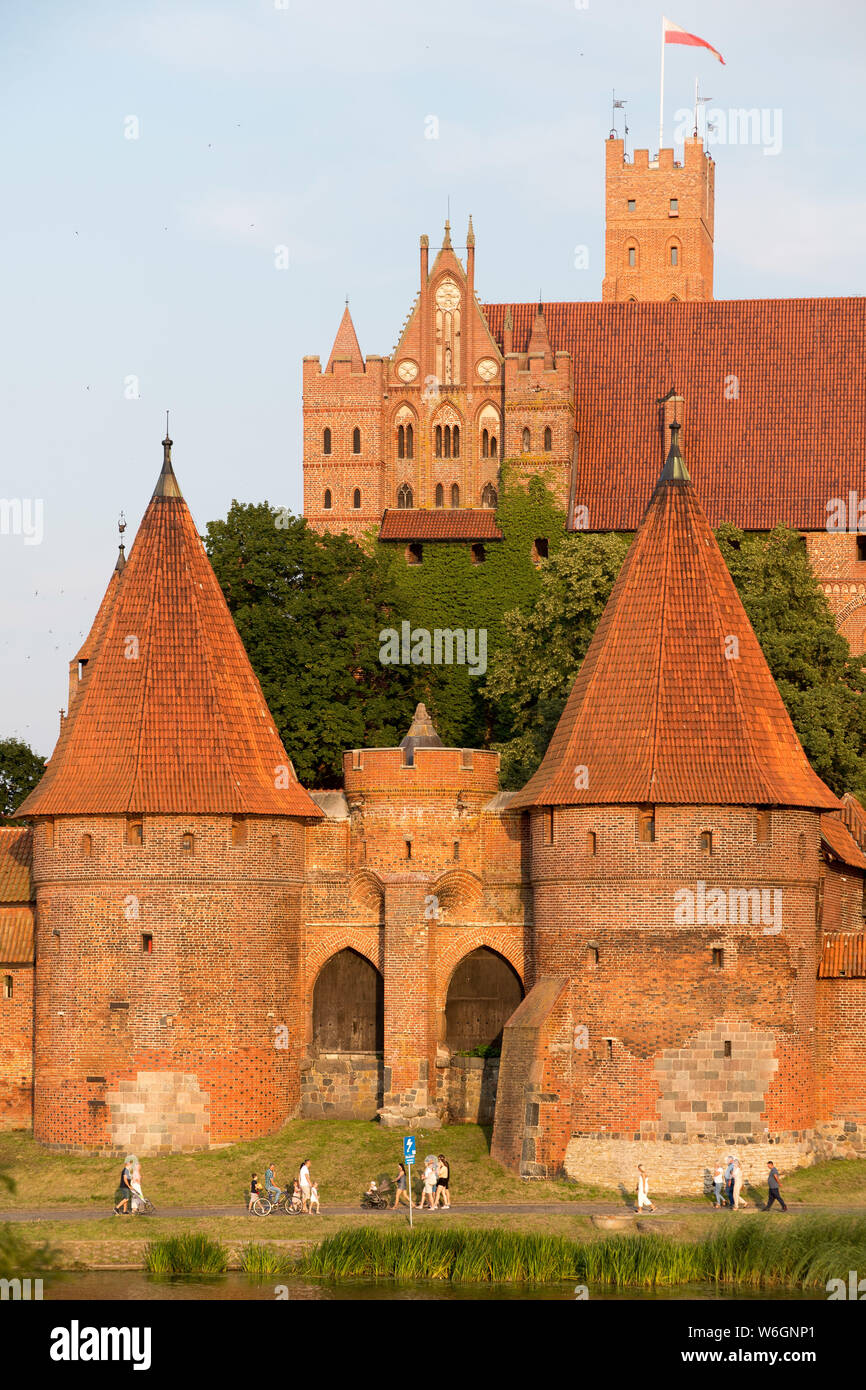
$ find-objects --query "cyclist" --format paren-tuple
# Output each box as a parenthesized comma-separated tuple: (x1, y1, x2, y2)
(264, 1162, 281, 1207)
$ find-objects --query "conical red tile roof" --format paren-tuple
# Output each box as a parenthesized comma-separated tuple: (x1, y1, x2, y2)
(327, 304, 363, 371)
(511, 427, 839, 811)
(18, 441, 322, 819)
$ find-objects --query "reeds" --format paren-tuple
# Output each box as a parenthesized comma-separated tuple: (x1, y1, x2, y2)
(298, 1217, 866, 1288)
(143, 1233, 228, 1275)
(239, 1243, 297, 1277)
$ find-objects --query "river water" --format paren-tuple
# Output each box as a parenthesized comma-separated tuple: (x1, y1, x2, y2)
(44, 1272, 824, 1302)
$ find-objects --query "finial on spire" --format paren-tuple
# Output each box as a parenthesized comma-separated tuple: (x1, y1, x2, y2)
(466, 214, 475, 248)
(442, 218, 452, 249)
(659, 418, 690, 484)
(153, 419, 182, 499)
(115, 509, 127, 571)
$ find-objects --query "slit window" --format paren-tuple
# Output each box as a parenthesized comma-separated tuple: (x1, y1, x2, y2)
(482, 428, 489, 457)
(670, 245, 679, 266)
(81, 833, 92, 857)
(323, 488, 332, 510)
(406, 424, 414, 458)
(723, 1039, 732, 1058)
(522, 427, 531, 452)
(712, 948, 724, 969)
(453, 840, 460, 861)
(3, 975, 12, 1000)
(231, 816, 248, 846)
(405, 839, 412, 860)
(352, 427, 361, 454)
(453, 426, 460, 457)
(45, 818, 55, 848)
(397, 424, 405, 458)
(323, 427, 331, 455)
(141, 933, 153, 954)
(698, 830, 713, 853)
(126, 818, 143, 846)
(586, 831, 597, 856)
(435, 425, 443, 457)
(352, 488, 361, 510)
(543, 426, 552, 452)
(628, 245, 636, 268)
(542, 807, 554, 844)
(637, 806, 655, 843)
(587, 946, 599, 966)
(606, 1039, 614, 1060)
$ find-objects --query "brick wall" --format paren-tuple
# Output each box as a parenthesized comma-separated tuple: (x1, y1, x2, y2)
(0, 963, 34, 1129)
(300, 1052, 383, 1120)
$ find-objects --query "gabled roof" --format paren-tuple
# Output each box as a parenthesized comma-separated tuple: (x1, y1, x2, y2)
(510, 426, 840, 810)
(17, 439, 322, 819)
(484, 297, 866, 531)
(327, 305, 364, 372)
(820, 814, 866, 871)
(379, 509, 502, 541)
(0, 828, 33, 902)
(840, 792, 866, 852)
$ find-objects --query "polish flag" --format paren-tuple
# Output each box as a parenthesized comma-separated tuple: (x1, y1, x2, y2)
(663, 16, 725, 65)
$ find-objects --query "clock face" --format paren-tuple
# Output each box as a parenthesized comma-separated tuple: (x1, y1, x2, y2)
(396, 360, 418, 383)
(435, 278, 461, 312)
(476, 358, 498, 382)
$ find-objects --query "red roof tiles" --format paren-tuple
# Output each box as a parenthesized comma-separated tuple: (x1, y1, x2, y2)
(818, 933, 866, 979)
(510, 436, 840, 810)
(820, 814, 866, 870)
(379, 509, 502, 541)
(17, 450, 322, 819)
(0, 829, 33, 903)
(327, 305, 364, 372)
(0, 907, 34, 964)
(484, 298, 866, 531)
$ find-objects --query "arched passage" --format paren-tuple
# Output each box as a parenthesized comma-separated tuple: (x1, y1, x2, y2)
(445, 947, 524, 1053)
(312, 948, 384, 1052)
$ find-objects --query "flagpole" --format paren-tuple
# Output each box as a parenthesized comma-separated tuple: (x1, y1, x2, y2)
(659, 17, 665, 153)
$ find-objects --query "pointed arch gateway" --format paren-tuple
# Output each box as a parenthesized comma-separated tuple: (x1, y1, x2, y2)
(312, 947, 384, 1052)
(444, 946, 524, 1053)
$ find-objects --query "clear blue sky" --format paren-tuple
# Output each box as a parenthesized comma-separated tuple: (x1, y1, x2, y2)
(2, 0, 864, 757)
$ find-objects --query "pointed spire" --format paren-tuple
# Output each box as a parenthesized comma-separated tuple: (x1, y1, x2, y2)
(153, 420, 182, 499)
(442, 218, 452, 249)
(399, 702, 444, 764)
(658, 419, 690, 484)
(466, 215, 475, 248)
(510, 442, 839, 812)
(527, 300, 553, 364)
(327, 303, 364, 372)
(115, 511, 127, 573)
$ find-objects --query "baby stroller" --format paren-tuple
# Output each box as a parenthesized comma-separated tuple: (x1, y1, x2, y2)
(361, 1183, 390, 1210)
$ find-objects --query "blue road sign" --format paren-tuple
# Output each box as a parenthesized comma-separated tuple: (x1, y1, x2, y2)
(403, 1135, 416, 1163)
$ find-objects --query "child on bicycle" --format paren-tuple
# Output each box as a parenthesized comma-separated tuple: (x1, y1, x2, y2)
(248, 1173, 262, 1213)
(289, 1179, 303, 1212)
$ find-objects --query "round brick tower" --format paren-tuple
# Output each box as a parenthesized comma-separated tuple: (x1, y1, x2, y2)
(492, 425, 839, 1187)
(18, 435, 323, 1152)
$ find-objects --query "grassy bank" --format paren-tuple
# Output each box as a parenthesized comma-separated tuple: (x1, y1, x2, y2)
(299, 1216, 866, 1289)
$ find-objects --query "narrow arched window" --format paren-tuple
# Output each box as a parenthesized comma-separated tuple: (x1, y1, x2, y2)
(323, 427, 331, 455)
(323, 489, 332, 510)
(444, 425, 451, 458)
(481, 483, 497, 508)
(637, 806, 655, 843)
(435, 425, 443, 457)
(451, 483, 459, 508)
(353, 488, 361, 510)
(482, 428, 489, 458)
(406, 423, 414, 459)
(397, 483, 413, 508)
(435, 483, 444, 507)
(397, 424, 405, 458)
(522, 427, 530, 452)
(543, 426, 552, 452)
(670, 245, 679, 266)
(490, 434, 497, 456)
(352, 427, 361, 454)
(453, 425, 460, 457)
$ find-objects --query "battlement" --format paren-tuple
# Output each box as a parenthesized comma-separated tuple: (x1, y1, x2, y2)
(343, 744, 500, 796)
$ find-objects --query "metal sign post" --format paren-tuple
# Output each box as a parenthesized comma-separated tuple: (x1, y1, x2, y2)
(403, 1135, 416, 1228)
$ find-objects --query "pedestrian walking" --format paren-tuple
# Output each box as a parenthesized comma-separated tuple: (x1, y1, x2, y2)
(309, 1181, 320, 1214)
(392, 1161, 412, 1209)
(248, 1172, 261, 1213)
(299, 1158, 312, 1212)
(418, 1156, 438, 1210)
(731, 1158, 747, 1210)
(634, 1164, 655, 1212)
(724, 1155, 735, 1209)
(763, 1161, 788, 1212)
(712, 1162, 725, 1208)
(113, 1156, 133, 1215)
(434, 1154, 451, 1209)
(129, 1156, 145, 1213)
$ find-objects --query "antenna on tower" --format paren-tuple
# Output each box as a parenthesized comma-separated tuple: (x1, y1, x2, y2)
(693, 79, 712, 139)
(610, 90, 629, 155)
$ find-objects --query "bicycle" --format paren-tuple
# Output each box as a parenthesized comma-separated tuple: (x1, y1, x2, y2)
(250, 1190, 303, 1217)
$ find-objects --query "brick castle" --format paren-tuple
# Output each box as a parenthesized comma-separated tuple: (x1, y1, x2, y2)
(1, 136, 865, 1193)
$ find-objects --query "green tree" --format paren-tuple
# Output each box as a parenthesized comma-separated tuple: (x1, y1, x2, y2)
(483, 532, 631, 787)
(0, 739, 46, 823)
(205, 504, 422, 786)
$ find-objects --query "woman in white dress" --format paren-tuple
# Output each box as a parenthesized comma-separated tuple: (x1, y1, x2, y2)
(129, 1155, 145, 1213)
(635, 1164, 655, 1212)
(418, 1157, 438, 1210)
